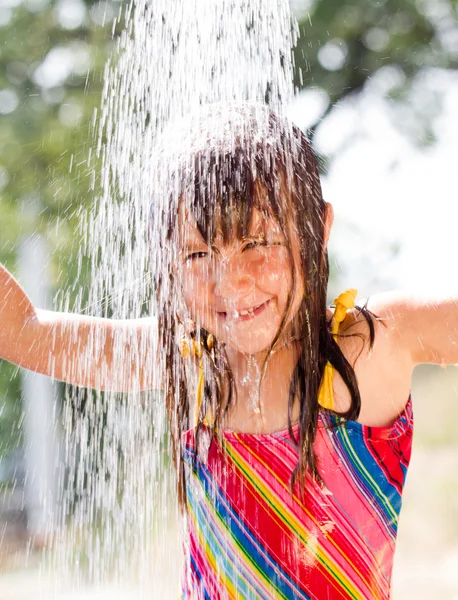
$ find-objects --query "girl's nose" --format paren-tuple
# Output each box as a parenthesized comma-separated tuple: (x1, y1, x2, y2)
(213, 258, 254, 301)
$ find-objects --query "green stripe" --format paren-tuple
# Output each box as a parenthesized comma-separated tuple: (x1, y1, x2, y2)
(191, 468, 289, 600)
(338, 428, 397, 523)
(225, 440, 362, 600)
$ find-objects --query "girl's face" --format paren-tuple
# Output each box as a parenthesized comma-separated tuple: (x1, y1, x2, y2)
(179, 206, 305, 356)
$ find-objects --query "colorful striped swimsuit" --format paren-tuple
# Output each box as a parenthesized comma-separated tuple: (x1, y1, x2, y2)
(181, 292, 414, 599)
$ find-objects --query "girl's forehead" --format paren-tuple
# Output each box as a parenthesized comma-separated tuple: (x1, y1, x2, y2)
(179, 205, 283, 245)
(180, 218, 202, 243)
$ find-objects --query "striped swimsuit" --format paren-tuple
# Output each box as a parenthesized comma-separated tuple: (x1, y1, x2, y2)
(181, 292, 413, 599)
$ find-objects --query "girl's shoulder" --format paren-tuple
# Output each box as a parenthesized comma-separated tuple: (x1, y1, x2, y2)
(331, 294, 414, 428)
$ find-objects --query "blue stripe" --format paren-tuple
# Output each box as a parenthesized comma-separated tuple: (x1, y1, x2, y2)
(189, 553, 212, 600)
(187, 478, 259, 599)
(326, 423, 401, 537)
(184, 446, 311, 600)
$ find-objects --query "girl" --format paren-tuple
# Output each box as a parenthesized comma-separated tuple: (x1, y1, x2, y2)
(1, 103, 457, 599)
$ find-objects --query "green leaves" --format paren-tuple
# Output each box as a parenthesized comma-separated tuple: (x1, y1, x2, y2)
(292, 0, 455, 141)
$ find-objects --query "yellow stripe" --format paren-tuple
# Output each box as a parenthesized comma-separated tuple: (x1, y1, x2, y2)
(189, 469, 286, 599)
(225, 437, 371, 599)
(188, 472, 240, 599)
(339, 427, 398, 523)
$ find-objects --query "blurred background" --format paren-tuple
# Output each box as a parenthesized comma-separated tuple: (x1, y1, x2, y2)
(0, 0, 458, 597)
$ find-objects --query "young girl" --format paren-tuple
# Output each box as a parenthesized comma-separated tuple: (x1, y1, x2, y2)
(1, 103, 457, 599)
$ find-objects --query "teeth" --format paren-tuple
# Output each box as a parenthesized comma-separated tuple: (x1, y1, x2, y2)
(239, 306, 257, 316)
(222, 302, 265, 319)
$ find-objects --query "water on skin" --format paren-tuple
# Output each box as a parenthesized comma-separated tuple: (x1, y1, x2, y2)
(50, 0, 300, 590)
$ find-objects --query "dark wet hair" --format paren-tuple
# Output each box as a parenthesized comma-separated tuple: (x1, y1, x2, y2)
(150, 103, 378, 508)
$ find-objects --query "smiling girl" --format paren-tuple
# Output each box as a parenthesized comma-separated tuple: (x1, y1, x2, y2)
(1, 103, 458, 599)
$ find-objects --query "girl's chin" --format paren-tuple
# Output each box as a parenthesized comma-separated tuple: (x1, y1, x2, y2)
(219, 334, 278, 357)
(208, 322, 277, 351)
(199, 304, 284, 354)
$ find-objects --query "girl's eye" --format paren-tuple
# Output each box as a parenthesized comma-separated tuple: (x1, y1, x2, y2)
(243, 240, 268, 251)
(185, 251, 208, 261)
(244, 239, 284, 252)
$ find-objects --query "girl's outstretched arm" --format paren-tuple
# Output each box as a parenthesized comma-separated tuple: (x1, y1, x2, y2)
(0, 264, 159, 392)
(366, 291, 458, 367)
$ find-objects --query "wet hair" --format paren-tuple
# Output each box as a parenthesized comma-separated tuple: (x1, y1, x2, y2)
(150, 103, 379, 508)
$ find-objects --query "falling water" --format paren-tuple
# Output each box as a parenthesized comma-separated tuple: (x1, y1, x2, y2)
(55, 0, 299, 592)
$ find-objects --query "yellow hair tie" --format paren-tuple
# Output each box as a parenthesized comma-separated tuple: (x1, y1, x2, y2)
(179, 337, 202, 359)
(195, 357, 205, 427)
(319, 288, 358, 411)
(331, 288, 357, 336)
(179, 337, 206, 427)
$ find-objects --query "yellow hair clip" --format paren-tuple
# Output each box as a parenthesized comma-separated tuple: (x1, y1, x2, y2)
(195, 356, 205, 427)
(179, 337, 202, 359)
(319, 288, 358, 411)
(179, 338, 190, 359)
(179, 336, 207, 428)
(331, 288, 357, 337)
(194, 336, 217, 427)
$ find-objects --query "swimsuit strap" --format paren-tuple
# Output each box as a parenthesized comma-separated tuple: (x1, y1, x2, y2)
(318, 288, 358, 411)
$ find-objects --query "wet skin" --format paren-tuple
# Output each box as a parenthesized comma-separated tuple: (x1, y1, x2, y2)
(180, 207, 304, 356)
(178, 204, 334, 433)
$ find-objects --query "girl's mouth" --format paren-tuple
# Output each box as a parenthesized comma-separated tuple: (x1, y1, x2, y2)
(217, 298, 272, 322)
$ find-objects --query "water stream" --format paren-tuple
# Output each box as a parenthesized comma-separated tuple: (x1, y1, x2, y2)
(55, 0, 299, 590)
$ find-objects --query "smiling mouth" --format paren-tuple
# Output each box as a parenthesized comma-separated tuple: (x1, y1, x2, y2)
(217, 299, 272, 322)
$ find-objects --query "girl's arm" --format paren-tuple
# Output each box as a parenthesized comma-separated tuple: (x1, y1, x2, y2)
(366, 291, 458, 367)
(0, 264, 159, 392)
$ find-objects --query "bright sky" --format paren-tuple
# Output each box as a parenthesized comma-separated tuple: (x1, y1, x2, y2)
(288, 69, 458, 299)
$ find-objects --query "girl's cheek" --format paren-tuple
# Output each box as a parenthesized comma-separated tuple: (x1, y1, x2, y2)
(181, 267, 212, 316)
(182, 263, 210, 291)
(249, 248, 292, 285)
(181, 273, 201, 312)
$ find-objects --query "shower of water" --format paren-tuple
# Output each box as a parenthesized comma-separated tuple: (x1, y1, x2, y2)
(54, 0, 299, 590)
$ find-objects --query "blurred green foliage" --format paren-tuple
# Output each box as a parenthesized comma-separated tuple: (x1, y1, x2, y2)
(0, 0, 118, 457)
(293, 0, 458, 142)
(0, 0, 457, 458)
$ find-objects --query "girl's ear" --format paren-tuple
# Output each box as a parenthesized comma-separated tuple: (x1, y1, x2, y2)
(323, 202, 334, 248)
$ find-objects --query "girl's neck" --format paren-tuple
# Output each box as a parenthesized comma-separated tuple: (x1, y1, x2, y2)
(223, 340, 302, 434)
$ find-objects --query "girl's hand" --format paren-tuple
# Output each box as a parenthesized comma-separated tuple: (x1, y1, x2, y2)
(0, 263, 159, 392)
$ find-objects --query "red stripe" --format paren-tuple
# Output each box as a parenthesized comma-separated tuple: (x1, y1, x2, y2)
(205, 435, 378, 599)
(233, 434, 389, 597)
